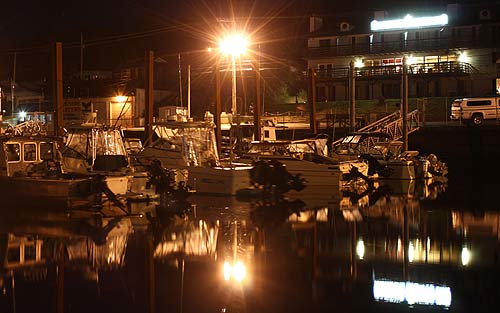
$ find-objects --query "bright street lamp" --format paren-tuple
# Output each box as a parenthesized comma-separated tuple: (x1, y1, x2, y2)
(219, 34, 248, 116)
(220, 34, 248, 57)
(219, 33, 248, 162)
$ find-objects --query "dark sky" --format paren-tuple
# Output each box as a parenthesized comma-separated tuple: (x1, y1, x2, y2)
(0, 0, 495, 80)
(0, 0, 467, 47)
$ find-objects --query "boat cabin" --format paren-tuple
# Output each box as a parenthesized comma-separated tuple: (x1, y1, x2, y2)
(246, 134, 329, 159)
(61, 126, 129, 174)
(0, 136, 61, 177)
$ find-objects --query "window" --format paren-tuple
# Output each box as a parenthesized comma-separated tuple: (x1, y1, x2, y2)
(40, 142, 54, 161)
(319, 39, 331, 47)
(467, 100, 491, 107)
(6, 143, 21, 162)
(24, 143, 37, 162)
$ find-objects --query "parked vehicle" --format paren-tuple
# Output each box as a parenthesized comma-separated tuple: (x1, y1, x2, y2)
(450, 97, 500, 125)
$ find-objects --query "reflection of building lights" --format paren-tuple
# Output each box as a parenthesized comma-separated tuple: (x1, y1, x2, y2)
(356, 239, 365, 260)
(373, 279, 451, 307)
(458, 51, 470, 63)
(223, 261, 247, 282)
(461, 247, 471, 266)
(408, 242, 414, 263)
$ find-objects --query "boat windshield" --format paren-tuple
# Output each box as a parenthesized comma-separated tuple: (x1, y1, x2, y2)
(247, 142, 290, 156)
(64, 128, 127, 160)
(154, 122, 219, 166)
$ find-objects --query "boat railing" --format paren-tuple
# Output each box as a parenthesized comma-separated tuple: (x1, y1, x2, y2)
(332, 109, 420, 150)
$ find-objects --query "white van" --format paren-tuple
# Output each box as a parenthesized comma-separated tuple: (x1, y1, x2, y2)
(450, 97, 500, 125)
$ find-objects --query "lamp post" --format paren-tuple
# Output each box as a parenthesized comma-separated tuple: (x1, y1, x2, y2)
(219, 33, 248, 162)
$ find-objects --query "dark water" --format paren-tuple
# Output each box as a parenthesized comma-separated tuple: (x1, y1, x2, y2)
(0, 174, 499, 313)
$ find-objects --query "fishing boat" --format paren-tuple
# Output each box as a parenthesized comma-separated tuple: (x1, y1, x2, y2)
(333, 132, 447, 180)
(0, 122, 100, 210)
(60, 124, 162, 214)
(137, 120, 252, 195)
(238, 134, 371, 199)
(61, 125, 132, 194)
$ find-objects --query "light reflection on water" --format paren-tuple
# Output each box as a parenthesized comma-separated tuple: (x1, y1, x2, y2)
(0, 178, 499, 313)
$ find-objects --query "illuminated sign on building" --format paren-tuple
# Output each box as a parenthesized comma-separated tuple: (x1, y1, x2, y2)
(371, 14, 448, 31)
(373, 280, 452, 307)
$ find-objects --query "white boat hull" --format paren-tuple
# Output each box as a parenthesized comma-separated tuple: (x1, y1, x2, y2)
(188, 165, 252, 195)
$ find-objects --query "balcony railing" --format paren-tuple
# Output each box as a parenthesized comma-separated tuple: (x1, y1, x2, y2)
(308, 35, 497, 58)
(315, 61, 474, 80)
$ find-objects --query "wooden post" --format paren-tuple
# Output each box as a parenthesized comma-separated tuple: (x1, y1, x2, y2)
(402, 56, 409, 152)
(145, 51, 154, 145)
(52, 42, 63, 136)
(349, 60, 356, 132)
(214, 64, 222, 155)
(308, 68, 317, 134)
(253, 62, 261, 141)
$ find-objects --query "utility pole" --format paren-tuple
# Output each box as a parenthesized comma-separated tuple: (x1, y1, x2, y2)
(214, 63, 222, 155)
(11, 52, 16, 116)
(52, 43, 64, 136)
(178, 53, 183, 108)
(80, 32, 84, 79)
(308, 68, 317, 134)
(349, 60, 356, 132)
(253, 62, 261, 141)
(187, 64, 191, 119)
(402, 56, 409, 151)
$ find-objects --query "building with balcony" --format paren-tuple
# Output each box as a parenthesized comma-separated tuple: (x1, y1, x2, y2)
(307, 3, 500, 103)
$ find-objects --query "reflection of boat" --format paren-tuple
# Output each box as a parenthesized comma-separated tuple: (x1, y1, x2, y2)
(0, 210, 136, 290)
(0, 129, 100, 210)
(138, 121, 252, 195)
(153, 215, 219, 261)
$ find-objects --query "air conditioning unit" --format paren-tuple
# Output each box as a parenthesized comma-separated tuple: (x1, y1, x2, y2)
(479, 9, 491, 20)
(340, 22, 351, 32)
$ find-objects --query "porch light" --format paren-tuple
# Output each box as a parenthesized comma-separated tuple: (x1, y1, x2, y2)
(114, 95, 127, 103)
(19, 111, 27, 120)
(458, 51, 470, 63)
(354, 58, 364, 68)
(407, 55, 417, 66)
